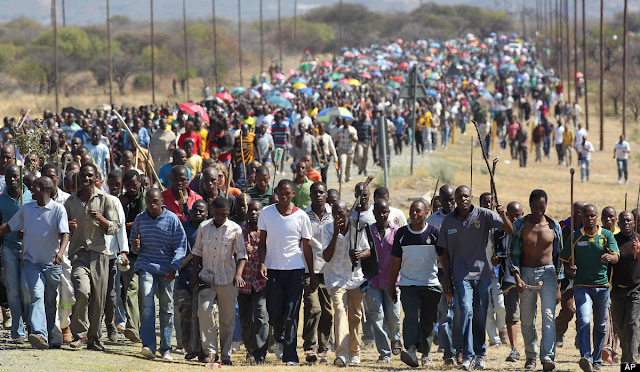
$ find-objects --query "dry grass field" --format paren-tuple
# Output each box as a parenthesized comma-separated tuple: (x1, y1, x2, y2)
(0, 87, 635, 371)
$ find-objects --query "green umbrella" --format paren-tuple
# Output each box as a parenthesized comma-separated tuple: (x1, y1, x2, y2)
(386, 80, 402, 89)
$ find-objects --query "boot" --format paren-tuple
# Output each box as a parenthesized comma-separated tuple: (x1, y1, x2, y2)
(2, 307, 11, 329)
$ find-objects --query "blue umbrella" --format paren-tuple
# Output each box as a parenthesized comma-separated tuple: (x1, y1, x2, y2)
(265, 95, 293, 110)
(429, 42, 441, 48)
(371, 71, 382, 77)
(479, 91, 493, 99)
(292, 77, 308, 84)
(299, 87, 313, 96)
(231, 87, 246, 95)
(426, 88, 438, 97)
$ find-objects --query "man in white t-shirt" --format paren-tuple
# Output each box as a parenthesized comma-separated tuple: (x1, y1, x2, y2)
(258, 179, 316, 366)
(553, 124, 565, 165)
(614, 135, 631, 184)
(574, 124, 587, 151)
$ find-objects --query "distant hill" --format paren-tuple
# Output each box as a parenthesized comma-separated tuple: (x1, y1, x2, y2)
(1, 0, 630, 26)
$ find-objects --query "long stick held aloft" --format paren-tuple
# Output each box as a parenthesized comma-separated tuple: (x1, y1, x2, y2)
(430, 179, 439, 214)
(570, 168, 575, 266)
(112, 110, 163, 190)
(472, 121, 498, 206)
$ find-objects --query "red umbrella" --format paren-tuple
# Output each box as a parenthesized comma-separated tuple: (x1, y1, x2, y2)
(215, 92, 234, 102)
(321, 60, 332, 67)
(460, 52, 469, 57)
(366, 65, 379, 71)
(395, 38, 404, 45)
(480, 43, 488, 48)
(178, 102, 209, 123)
(449, 49, 458, 54)
(359, 72, 372, 79)
(398, 62, 409, 69)
(573, 72, 584, 78)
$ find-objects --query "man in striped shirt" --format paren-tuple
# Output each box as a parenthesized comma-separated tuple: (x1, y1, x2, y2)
(130, 188, 188, 361)
(271, 112, 291, 170)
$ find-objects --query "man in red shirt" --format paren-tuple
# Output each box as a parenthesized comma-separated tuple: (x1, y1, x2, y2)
(506, 116, 521, 160)
(161, 165, 202, 221)
(303, 155, 322, 182)
(178, 120, 202, 156)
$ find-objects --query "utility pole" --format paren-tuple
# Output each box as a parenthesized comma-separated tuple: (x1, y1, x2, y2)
(522, 0, 526, 39)
(536, 0, 539, 34)
(573, 0, 578, 103)
(582, 0, 588, 130)
(339, 0, 343, 48)
(294, 0, 297, 42)
(151, 0, 155, 104)
(182, 0, 190, 101)
(212, 0, 218, 88)
(558, 0, 563, 82)
(623, 0, 627, 136)
(278, 0, 282, 69)
(565, 0, 570, 101)
(107, 0, 113, 106)
(599, 0, 604, 150)
(260, 0, 263, 74)
(52, 0, 58, 113)
(238, 0, 242, 86)
(62, 0, 66, 27)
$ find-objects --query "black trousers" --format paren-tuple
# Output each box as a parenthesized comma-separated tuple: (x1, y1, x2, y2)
(266, 269, 304, 363)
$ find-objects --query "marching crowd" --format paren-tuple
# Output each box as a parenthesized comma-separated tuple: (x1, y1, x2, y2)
(0, 32, 635, 372)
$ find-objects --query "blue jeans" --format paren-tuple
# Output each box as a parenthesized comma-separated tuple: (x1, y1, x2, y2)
(519, 265, 557, 363)
(441, 127, 451, 148)
(139, 270, 174, 354)
(574, 286, 610, 364)
(233, 299, 242, 343)
(454, 279, 491, 362)
(438, 271, 462, 360)
(617, 158, 628, 181)
(580, 158, 590, 181)
(543, 135, 551, 157)
(364, 286, 401, 358)
(21, 260, 61, 342)
(2, 246, 25, 339)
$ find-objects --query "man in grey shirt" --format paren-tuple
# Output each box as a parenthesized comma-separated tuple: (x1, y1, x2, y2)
(437, 185, 513, 370)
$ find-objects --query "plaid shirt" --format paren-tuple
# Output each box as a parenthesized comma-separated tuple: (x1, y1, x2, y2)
(507, 215, 563, 277)
(333, 126, 357, 153)
(239, 224, 267, 294)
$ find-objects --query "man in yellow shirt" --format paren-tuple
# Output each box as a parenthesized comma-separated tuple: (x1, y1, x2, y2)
(421, 109, 433, 153)
(561, 122, 574, 168)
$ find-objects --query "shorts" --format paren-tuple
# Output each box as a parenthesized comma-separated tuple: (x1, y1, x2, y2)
(502, 282, 520, 323)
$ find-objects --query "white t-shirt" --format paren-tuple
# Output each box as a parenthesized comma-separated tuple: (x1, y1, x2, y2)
(553, 126, 565, 145)
(258, 204, 312, 270)
(575, 128, 587, 147)
(579, 141, 594, 161)
(615, 141, 631, 160)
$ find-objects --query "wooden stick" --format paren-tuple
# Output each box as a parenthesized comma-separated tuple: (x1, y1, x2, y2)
(112, 110, 163, 190)
(19, 165, 24, 268)
(570, 167, 575, 266)
(472, 121, 499, 206)
(429, 179, 439, 215)
(470, 135, 473, 193)
(239, 134, 248, 190)
(17, 109, 30, 130)
(625, 192, 628, 211)
(490, 157, 499, 209)
(226, 163, 233, 199)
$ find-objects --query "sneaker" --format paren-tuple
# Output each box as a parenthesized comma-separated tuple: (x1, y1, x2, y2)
(318, 352, 328, 364)
(70, 336, 88, 349)
(421, 355, 435, 367)
(391, 340, 402, 355)
(124, 329, 141, 343)
(543, 360, 556, 371)
(350, 355, 360, 364)
(231, 341, 242, 353)
(579, 357, 593, 372)
(28, 334, 49, 349)
(506, 348, 520, 362)
(221, 360, 233, 366)
(161, 352, 173, 361)
(305, 351, 318, 363)
(334, 356, 348, 367)
(173, 347, 185, 355)
(524, 358, 536, 370)
(286, 361, 298, 366)
(556, 334, 564, 348)
(456, 350, 464, 365)
(618, 179, 623, 184)
(141, 347, 156, 359)
(377, 356, 391, 363)
(275, 342, 283, 359)
(1, 307, 11, 329)
(106, 324, 118, 342)
(400, 346, 420, 367)
(13, 336, 26, 344)
(592, 363, 601, 371)
(475, 355, 486, 370)
(459, 359, 473, 370)
(246, 353, 256, 364)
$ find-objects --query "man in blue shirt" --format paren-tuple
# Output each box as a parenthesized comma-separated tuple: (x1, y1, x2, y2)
(390, 111, 406, 156)
(0, 176, 69, 349)
(158, 148, 191, 188)
(72, 118, 92, 145)
(85, 127, 111, 177)
(131, 188, 187, 361)
(0, 165, 32, 343)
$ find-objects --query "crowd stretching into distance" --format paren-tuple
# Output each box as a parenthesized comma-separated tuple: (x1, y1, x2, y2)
(0, 31, 634, 372)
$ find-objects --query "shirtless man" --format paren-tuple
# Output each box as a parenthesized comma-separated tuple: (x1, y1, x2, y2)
(508, 189, 563, 372)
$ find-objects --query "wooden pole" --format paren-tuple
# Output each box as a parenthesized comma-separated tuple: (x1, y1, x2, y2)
(565, 0, 570, 102)
(558, 0, 563, 81)
(470, 136, 473, 193)
(599, 0, 604, 150)
(53, 0, 58, 113)
(212, 0, 218, 88)
(583, 0, 588, 130)
(62, 0, 66, 27)
(182, 0, 190, 101)
(107, 0, 113, 106)
(573, 0, 578, 104)
(339, 0, 343, 47)
(278, 0, 282, 68)
(623, 0, 627, 136)
(293, 0, 297, 42)
(570, 168, 575, 265)
(522, 0, 526, 39)
(238, 0, 243, 87)
(260, 0, 263, 75)
(151, 0, 155, 104)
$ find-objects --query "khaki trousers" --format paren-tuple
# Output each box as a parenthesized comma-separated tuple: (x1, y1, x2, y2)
(329, 286, 365, 359)
(70, 249, 109, 343)
(198, 283, 238, 361)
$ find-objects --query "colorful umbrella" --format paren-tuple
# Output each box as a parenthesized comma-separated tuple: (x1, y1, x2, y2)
(244, 89, 261, 99)
(178, 102, 210, 123)
(215, 92, 234, 102)
(292, 83, 308, 90)
(231, 87, 246, 95)
(395, 39, 404, 45)
(332, 83, 353, 93)
(322, 81, 335, 89)
(366, 65, 379, 71)
(359, 72, 371, 79)
(273, 73, 286, 80)
(286, 69, 297, 75)
(321, 61, 332, 67)
(573, 72, 584, 78)
(427, 72, 440, 80)
(317, 107, 354, 123)
(281, 92, 296, 100)
(265, 95, 293, 110)
(449, 49, 458, 54)
(347, 79, 361, 87)
(398, 62, 409, 69)
(480, 43, 488, 48)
